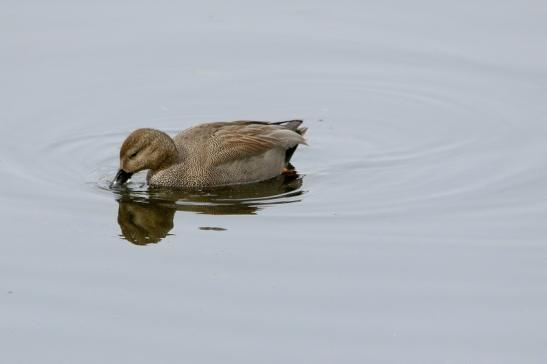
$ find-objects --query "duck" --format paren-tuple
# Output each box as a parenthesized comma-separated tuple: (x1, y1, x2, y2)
(111, 120, 307, 188)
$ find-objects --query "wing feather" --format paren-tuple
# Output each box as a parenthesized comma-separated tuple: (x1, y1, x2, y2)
(208, 123, 306, 166)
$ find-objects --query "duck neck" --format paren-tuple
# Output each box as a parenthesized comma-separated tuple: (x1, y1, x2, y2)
(154, 132, 180, 171)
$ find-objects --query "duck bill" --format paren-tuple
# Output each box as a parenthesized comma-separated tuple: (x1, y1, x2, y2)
(111, 169, 133, 188)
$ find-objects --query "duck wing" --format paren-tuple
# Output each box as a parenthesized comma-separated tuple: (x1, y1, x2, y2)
(207, 120, 307, 166)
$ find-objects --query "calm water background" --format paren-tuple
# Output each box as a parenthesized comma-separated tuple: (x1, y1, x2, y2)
(2, 1, 547, 363)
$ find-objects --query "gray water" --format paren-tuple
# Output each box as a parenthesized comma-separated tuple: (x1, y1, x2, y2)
(2, 1, 547, 363)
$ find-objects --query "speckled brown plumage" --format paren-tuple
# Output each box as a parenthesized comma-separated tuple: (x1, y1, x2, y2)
(114, 120, 307, 188)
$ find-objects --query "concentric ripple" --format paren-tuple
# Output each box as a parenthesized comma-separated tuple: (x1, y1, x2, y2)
(2, 49, 544, 226)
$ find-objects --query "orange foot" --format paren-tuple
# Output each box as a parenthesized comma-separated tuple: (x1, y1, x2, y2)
(281, 167, 298, 176)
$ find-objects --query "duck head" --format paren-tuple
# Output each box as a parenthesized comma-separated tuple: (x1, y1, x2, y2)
(111, 128, 178, 187)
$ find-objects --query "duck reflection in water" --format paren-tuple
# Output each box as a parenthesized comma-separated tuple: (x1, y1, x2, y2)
(115, 174, 304, 245)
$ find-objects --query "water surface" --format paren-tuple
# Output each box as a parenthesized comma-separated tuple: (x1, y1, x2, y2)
(1, 0, 547, 363)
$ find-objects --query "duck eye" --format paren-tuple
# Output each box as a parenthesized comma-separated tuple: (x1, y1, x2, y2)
(129, 151, 138, 159)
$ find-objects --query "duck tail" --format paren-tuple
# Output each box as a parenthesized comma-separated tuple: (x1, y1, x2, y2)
(296, 126, 308, 136)
(276, 120, 306, 164)
(272, 119, 307, 135)
(271, 119, 301, 128)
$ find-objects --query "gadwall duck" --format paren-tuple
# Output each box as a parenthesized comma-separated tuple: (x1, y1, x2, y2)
(111, 120, 307, 188)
